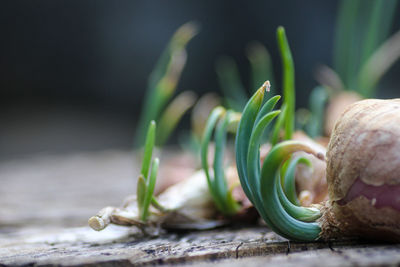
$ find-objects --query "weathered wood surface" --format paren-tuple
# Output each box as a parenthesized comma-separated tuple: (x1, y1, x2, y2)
(2, 224, 400, 266)
(1, 151, 399, 266)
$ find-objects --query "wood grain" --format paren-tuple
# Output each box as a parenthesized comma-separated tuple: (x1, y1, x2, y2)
(1, 151, 399, 266)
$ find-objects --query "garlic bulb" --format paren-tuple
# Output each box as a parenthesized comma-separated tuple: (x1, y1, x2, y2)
(320, 98, 400, 241)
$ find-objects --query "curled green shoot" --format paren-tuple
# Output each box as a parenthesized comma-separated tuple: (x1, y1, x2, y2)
(283, 157, 312, 206)
(201, 106, 241, 216)
(276, 175, 320, 222)
(259, 141, 322, 240)
(235, 82, 274, 205)
(236, 86, 324, 241)
(247, 102, 281, 193)
(137, 121, 163, 222)
(236, 87, 283, 237)
(277, 26, 295, 141)
(277, 156, 320, 222)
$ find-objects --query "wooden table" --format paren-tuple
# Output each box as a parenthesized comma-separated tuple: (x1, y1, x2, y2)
(1, 151, 399, 266)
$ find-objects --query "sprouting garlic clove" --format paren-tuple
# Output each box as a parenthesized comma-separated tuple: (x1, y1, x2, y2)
(321, 98, 400, 241)
(89, 170, 223, 232)
(327, 98, 400, 201)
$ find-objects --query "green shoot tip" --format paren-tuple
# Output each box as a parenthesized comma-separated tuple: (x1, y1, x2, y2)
(262, 80, 271, 92)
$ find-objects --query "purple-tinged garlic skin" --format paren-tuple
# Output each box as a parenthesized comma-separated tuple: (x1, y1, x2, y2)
(321, 99, 400, 241)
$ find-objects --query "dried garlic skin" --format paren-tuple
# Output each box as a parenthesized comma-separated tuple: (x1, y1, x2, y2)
(321, 99, 400, 241)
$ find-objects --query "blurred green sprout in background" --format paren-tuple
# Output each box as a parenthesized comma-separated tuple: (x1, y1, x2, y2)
(215, 42, 275, 111)
(135, 22, 199, 148)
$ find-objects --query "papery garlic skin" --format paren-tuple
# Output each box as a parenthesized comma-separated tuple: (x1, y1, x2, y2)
(321, 99, 400, 241)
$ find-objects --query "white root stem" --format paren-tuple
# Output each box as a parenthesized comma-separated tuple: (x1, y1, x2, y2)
(88, 207, 115, 231)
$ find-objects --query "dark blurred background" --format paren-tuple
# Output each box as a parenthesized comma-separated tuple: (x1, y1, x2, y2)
(1, 0, 399, 160)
